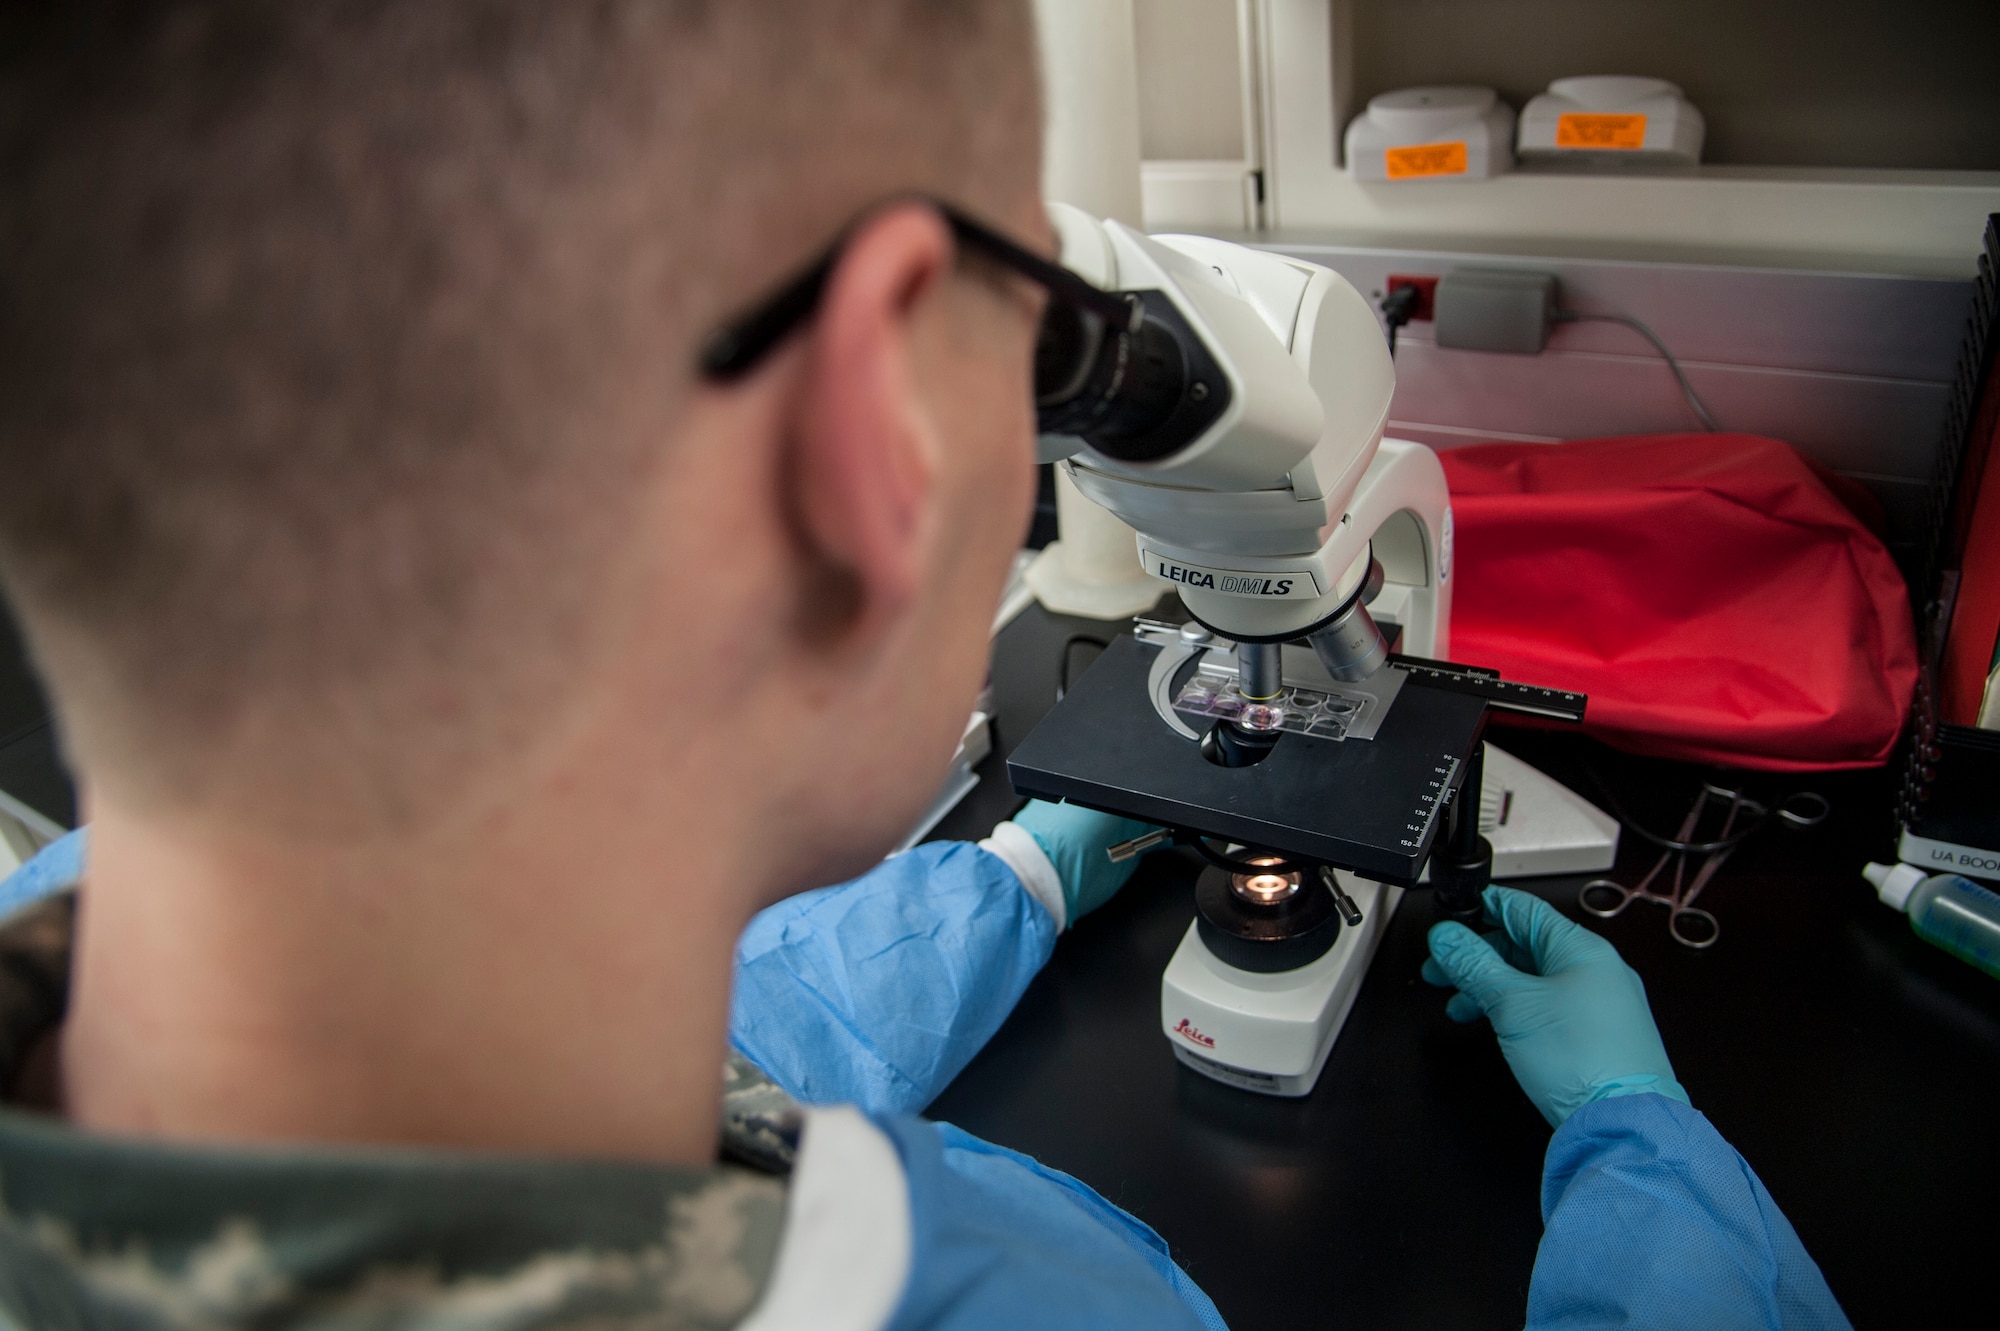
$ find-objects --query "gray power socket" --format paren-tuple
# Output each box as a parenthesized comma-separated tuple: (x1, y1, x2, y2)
(1434, 268, 1558, 354)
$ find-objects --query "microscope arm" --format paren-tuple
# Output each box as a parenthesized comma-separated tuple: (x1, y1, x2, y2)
(1145, 438, 1454, 654)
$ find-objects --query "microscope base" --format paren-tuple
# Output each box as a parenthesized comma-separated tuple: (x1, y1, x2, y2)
(1161, 873, 1402, 1097)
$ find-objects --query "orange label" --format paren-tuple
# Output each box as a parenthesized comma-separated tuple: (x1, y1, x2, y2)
(1384, 141, 1469, 180)
(1555, 112, 1648, 150)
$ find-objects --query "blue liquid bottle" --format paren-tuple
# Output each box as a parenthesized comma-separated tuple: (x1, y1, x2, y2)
(1865, 862, 2000, 980)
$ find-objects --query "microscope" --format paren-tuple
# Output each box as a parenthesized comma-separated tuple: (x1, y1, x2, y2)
(1009, 206, 1585, 1096)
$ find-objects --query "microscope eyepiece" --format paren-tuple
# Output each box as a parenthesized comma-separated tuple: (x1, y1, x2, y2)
(1035, 291, 1230, 465)
(1033, 298, 1114, 409)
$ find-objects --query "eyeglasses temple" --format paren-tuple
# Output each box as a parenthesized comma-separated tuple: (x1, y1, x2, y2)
(699, 198, 1139, 382)
(699, 255, 837, 381)
(934, 205, 1141, 333)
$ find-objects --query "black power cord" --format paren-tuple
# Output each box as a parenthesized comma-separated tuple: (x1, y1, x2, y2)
(1380, 283, 1423, 358)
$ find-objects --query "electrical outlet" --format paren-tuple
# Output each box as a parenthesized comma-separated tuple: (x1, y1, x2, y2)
(1383, 273, 1438, 322)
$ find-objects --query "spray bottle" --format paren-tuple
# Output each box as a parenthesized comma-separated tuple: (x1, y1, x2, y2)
(1864, 862, 2000, 980)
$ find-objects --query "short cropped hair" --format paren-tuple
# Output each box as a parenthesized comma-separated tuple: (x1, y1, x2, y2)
(0, 1, 1037, 824)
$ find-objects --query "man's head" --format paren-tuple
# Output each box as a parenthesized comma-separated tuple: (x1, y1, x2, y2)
(0, 0, 1043, 889)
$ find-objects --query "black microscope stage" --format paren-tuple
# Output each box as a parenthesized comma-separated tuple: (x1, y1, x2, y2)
(1007, 634, 1491, 886)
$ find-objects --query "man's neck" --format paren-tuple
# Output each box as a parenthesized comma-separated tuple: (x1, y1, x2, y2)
(61, 788, 752, 1165)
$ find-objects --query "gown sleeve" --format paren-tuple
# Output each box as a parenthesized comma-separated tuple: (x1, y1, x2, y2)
(1530, 1093, 1851, 1331)
(874, 1115, 1229, 1331)
(730, 841, 1059, 1116)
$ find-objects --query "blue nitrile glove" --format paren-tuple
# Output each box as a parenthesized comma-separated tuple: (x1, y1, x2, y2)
(1012, 800, 1162, 926)
(1423, 884, 1689, 1128)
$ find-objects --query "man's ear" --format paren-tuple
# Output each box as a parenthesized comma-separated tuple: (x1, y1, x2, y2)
(783, 206, 953, 644)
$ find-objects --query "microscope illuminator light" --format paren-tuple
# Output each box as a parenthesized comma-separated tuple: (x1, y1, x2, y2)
(1233, 858, 1304, 906)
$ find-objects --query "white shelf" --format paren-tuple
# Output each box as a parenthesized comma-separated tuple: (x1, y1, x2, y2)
(1262, 165, 2000, 278)
(1246, 0, 2000, 277)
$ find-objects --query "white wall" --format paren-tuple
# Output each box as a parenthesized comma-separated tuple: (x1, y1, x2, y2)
(1134, 0, 1246, 161)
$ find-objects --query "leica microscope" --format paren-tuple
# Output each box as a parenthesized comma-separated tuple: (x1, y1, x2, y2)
(1009, 206, 1585, 1096)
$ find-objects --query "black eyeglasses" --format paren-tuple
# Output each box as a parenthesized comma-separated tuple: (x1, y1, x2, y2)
(699, 197, 1135, 404)
(699, 196, 1232, 464)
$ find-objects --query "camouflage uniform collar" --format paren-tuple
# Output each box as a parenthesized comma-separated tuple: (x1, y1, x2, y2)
(0, 1097, 791, 1328)
(0, 880, 810, 1328)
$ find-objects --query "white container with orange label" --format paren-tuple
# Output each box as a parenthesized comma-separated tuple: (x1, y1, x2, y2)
(1516, 76, 1704, 168)
(1344, 86, 1514, 184)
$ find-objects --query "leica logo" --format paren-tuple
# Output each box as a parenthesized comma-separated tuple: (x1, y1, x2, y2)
(1172, 1017, 1215, 1048)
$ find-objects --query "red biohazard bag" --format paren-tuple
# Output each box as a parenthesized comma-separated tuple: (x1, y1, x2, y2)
(1438, 433, 1918, 771)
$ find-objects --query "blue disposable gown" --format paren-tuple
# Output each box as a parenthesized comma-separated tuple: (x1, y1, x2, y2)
(1532, 1094, 1850, 1329)
(731, 840, 1225, 1329)
(0, 833, 1847, 1329)
(731, 839, 1850, 1331)
(731, 841, 1056, 1116)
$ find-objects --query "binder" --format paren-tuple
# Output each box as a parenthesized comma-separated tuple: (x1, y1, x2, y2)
(1901, 214, 2000, 883)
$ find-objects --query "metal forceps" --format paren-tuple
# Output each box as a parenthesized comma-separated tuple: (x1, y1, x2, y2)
(1584, 783, 1760, 947)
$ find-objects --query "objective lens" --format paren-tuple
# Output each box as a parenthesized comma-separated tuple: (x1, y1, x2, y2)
(1306, 597, 1390, 683)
